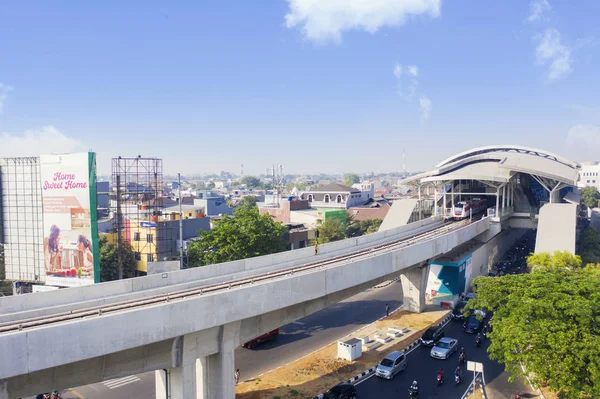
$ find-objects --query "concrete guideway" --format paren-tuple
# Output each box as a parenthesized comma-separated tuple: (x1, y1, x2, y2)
(0, 217, 490, 399)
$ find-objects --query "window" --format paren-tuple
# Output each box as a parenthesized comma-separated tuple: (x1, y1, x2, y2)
(147, 253, 154, 262)
(336, 194, 342, 203)
(324, 194, 330, 203)
(587, 180, 591, 183)
(146, 233, 154, 243)
(307, 194, 313, 202)
(133, 232, 140, 241)
(134, 252, 141, 261)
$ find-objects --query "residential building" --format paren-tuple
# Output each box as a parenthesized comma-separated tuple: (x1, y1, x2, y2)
(578, 161, 600, 190)
(193, 197, 233, 216)
(259, 198, 310, 223)
(299, 183, 373, 209)
(283, 223, 313, 250)
(348, 197, 391, 221)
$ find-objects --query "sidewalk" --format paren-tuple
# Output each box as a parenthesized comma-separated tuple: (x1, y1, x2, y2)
(235, 307, 450, 399)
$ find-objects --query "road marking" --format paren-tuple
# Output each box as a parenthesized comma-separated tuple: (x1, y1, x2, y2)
(103, 375, 141, 389)
(68, 389, 85, 399)
(291, 321, 305, 325)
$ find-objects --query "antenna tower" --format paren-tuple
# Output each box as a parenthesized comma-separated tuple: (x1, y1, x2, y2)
(402, 148, 407, 179)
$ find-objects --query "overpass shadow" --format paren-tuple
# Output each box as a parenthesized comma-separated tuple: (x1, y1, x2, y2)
(248, 298, 403, 350)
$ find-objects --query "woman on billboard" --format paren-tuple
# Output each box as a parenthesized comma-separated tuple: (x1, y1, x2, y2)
(44, 225, 63, 273)
(77, 235, 94, 274)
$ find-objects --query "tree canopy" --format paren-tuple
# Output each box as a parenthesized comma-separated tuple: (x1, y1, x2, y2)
(187, 206, 288, 267)
(99, 236, 137, 282)
(465, 253, 600, 398)
(236, 195, 259, 211)
(581, 186, 600, 209)
(346, 218, 382, 238)
(343, 173, 360, 187)
(579, 226, 600, 265)
(526, 250, 583, 271)
(316, 219, 346, 244)
(240, 175, 263, 189)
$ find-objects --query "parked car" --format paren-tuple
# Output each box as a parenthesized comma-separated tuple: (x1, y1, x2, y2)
(420, 325, 445, 346)
(242, 329, 279, 349)
(452, 301, 468, 320)
(375, 350, 407, 380)
(323, 382, 357, 399)
(430, 337, 459, 359)
(463, 315, 483, 333)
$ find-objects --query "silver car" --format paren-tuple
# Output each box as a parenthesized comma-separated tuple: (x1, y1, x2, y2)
(375, 350, 407, 380)
(430, 337, 458, 359)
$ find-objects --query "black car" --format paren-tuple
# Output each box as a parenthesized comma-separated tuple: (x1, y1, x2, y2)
(323, 382, 357, 399)
(419, 325, 445, 346)
(452, 301, 468, 320)
(463, 315, 483, 333)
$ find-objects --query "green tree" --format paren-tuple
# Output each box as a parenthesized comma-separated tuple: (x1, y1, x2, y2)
(343, 173, 360, 187)
(187, 207, 288, 267)
(581, 186, 600, 209)
(99, 236, 137, 282)
(579, 226, 600, 265)
(526, 251, 583, 271)
(465, 266, 600, 398)
(316, 219, 346, 243)
(241, 176, 263, 189)
(206, 181, 215, 190)
(237, 195, 259, 211)
(346, 218, 383, 238)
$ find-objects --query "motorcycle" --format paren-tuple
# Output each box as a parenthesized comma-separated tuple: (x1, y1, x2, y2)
(513, 395, 522, 399)
(475, 336, 482, 347)
(455, 374, 462, 385)
(408, 387, 419, 398)
(459, 352, 466, 364)
(436, 374, 444, 386)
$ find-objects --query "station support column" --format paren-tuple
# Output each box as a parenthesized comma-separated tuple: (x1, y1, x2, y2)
(400, 263, 429, 313)
(157, 322, 240, 399)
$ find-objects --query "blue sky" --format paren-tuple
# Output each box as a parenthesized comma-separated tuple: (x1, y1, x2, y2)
(0, 0, 599, 175)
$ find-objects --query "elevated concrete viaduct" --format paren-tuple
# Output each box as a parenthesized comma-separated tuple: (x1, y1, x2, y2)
(0, 217, 490, 399)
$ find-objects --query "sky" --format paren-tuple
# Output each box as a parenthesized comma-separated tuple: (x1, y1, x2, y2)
(0, 0, 599, 176)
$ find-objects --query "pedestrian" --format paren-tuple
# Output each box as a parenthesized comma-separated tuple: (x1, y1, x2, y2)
(234, 368, 240, 385)
(314, 240, 319, 256)
(385, 304, 390, 317)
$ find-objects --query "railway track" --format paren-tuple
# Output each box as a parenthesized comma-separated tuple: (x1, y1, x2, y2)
(0, 217, 480, 334)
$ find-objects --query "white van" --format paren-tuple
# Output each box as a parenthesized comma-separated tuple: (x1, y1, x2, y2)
(375, 350, 407, 380)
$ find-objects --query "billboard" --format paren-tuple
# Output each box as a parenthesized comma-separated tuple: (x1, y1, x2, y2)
(40, 153, 99, 287)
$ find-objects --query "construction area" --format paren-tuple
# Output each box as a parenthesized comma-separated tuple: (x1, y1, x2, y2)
(235, 308, 450, 399)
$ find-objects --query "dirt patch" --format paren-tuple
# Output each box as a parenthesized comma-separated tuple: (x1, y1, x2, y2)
(467, 389, 485, 399)
(540, 386, 559, 399)
(235, 308, 450, 399)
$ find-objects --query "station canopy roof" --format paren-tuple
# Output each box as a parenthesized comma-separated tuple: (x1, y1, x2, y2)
(402, 145, 580, 187)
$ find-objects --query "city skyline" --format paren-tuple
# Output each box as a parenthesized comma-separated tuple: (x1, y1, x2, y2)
(1, 1, 599, 175)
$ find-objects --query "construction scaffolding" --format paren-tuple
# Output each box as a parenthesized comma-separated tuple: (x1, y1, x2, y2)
(0, 157, 44, 283)
(111, 156, 170, 277)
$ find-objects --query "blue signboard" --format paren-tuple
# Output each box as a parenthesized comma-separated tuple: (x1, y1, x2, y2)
(140, 221, 156, 228)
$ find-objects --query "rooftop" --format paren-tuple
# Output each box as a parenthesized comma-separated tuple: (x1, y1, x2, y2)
(304, 183, 361, 193)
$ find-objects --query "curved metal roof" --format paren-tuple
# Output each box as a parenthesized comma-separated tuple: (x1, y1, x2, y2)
(435, 145, 580, 170)
(401, 145, 580, 187)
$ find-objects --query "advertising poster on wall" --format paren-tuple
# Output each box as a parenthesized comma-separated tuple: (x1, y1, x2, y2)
(40, 152, 100, 287)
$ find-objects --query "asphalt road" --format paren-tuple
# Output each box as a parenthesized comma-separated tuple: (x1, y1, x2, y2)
(52, 280, 404, 399)
(354, 315, 536, 399)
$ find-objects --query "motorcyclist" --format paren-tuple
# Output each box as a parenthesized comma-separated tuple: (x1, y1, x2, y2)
(476, 333, 482, 346)
(482, 325, 489, 338)
(409, 380, 419, 395)
(437, 368, 444, 383)
(454, 366, 462, 382)
(459, 347, 466, 363)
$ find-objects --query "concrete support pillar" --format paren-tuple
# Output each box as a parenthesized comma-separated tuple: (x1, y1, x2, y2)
(170, 359, 202, 399)
(443, 188, 447, 217)
(434, 189, 438, 216)
(451, 181, 455, 211)
(0, 381, 7, 399)
(495, 188, 500, 216)
(400, 263, 429, 313)
(502, 185, 506, 209)
(155, 369, 168, 399)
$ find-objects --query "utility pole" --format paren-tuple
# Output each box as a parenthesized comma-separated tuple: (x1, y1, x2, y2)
(116, 174, 123, 280)
(178, 173, 184, 269)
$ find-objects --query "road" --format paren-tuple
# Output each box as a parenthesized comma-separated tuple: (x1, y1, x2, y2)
(52, 280, 404, 399)
(354, 315, 538, 399)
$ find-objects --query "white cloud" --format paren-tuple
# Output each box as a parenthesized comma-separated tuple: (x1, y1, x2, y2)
(0, 82, 14, 114)
(393, 63, 403, 79)
(535, 28, 572, 82)
(285, 0, 442, 43)
(393, 63, 419, 97)
(419, 95, 432, 121)
(0, 126, 87, 158)
(528, 0, 550, 22)
(566, 124, 600, 151)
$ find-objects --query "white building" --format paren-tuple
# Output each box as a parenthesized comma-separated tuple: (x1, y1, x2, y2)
(578, 161, 600, 190)
(299, 183, 373, 209)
